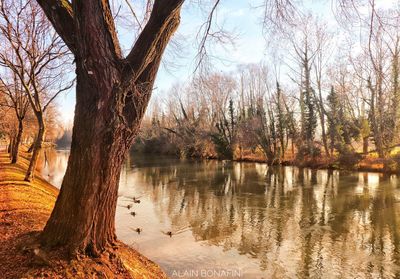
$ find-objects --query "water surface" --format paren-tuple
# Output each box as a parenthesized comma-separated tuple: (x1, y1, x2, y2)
(40, 150, 400, 279)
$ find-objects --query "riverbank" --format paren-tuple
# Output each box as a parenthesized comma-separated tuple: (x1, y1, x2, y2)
(140, 148, 400, 174)
(0, 151, 167, 279)
(236, 154, 400, 174)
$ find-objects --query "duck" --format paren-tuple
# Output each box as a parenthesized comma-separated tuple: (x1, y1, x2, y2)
(161, 227, 190, 238)
(121, 195, 142, 203)
(118, 204, 133, 210)
(132, 197, 141, 204)
(161, 231, 173, 237)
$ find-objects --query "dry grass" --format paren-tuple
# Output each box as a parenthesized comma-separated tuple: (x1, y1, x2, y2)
(234, 146, 400, 173)
(0, 151, 167, 279)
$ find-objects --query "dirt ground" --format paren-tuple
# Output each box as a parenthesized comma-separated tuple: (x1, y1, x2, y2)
(0, 151, 167, 279)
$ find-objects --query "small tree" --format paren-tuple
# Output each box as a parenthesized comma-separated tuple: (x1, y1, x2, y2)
(211, 99, 237, 159)
(326, 86, 344, 153)
(0, 74, 30, 163)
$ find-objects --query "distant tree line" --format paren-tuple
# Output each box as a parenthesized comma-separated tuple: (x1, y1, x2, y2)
(135, 2, 400, 169)
(135, 55, 400, 169)
(130, 2, 400, 170)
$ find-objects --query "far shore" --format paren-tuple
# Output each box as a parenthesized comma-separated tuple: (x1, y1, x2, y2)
(36, 143, 400, 175)
(130, 147, 400, 175)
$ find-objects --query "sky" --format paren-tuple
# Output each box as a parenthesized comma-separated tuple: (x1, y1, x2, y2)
(57, 1, 268, 126)
(56, 0, 400, 126)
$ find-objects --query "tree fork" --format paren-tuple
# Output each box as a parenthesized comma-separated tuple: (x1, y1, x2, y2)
(38, 0, 183, 256)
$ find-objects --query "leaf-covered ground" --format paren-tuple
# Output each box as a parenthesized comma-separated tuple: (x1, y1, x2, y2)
(0, 150, 167, 279)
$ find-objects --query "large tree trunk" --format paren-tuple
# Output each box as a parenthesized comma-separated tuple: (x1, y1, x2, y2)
(11, 119, 23, 163)
(37, 0, 182, 257)
(41, 64, 137, 256)
(25, 115, 45, 181)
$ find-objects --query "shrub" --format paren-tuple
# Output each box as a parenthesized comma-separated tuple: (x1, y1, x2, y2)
(296, 143, 321, 159)
(337, 146, 361, 167)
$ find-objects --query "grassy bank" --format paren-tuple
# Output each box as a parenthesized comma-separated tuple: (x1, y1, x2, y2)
(0, 151, 167, 279)
(236, 151, 400, 174)
(138, 146, 400, 174)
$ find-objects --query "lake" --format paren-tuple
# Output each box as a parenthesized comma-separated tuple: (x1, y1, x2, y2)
(39, 149, 400, 279)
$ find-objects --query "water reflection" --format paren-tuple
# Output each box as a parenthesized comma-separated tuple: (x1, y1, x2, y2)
(41, 151, 400, 279)
(38, 148, 69, 187)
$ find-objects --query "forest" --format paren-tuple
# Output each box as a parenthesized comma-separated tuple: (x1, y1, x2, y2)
(135, 3, 400, 172)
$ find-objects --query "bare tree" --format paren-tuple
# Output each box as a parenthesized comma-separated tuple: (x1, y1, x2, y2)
(0, 73, 30, 163)
(0, 0, 73, 181)
(312, 19, 333, 157)
(284, 15, 319, 155)
(33, 0, 184, 256)
(0, 87, 18, 152)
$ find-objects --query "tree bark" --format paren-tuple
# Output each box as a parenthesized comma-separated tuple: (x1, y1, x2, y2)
(39, 0, 183, 256)
(25, 115, 45, 181)
(11, 119, 23, 163)
(369, 80, 385, 158)
(40, 87, 149, 255)
(27, 140, 35, 153)
(363, 136, 369, 155)
(320, 113, 330, 157)
(8, 134, 14, 154)
(315, 80, 330, 157)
